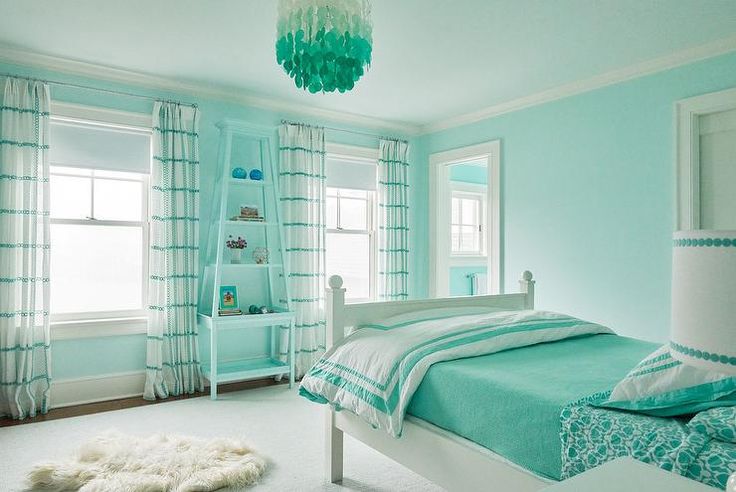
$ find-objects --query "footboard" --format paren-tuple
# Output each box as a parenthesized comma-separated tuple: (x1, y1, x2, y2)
(323, 271, 538, 488)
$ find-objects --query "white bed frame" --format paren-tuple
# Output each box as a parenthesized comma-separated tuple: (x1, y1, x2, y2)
(324, 271, 551, 491)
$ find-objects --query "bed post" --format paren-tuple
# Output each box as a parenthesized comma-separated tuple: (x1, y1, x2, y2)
(325, 275, 345, 483)
(519, 270, 535, 309)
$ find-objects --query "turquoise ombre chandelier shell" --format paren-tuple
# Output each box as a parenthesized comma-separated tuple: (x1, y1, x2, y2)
(276, 0, 373, 93)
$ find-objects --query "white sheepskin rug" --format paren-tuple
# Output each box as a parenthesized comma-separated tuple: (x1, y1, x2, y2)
(27, 430, 267, 491)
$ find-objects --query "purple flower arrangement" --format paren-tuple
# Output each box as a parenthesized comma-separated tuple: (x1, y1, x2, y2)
(226, 235, 247, 249)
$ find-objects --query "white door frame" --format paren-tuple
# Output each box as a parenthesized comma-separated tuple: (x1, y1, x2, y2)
(429, 140, 501, 297)
(675, 87, 736, 230)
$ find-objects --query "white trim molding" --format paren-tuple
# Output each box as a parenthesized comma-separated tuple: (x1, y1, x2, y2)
(51, 370, 146, 408)
(0, 44, 419, 135)
(3, 37, 736, 137)
(422, 35, 736, 134)
(429, 141, 502, 297)
(675, 87, 736, 230)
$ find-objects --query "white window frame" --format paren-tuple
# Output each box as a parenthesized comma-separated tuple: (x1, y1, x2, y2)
(49, 102, 152, 340)
(429, 141, 502, 297)
(450, 185, 487, 258)
(325, 143, 379, 303)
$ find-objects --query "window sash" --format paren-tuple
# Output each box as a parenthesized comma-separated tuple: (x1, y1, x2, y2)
(50, 167, 144, 221)
(451, 191, 485, 256)
(327, 187, 372, 231)
(325, 186, 376, 301)
(49, 171, 150, 322)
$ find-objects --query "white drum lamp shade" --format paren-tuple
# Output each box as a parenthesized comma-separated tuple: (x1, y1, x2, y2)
(670, 230, 736, 375)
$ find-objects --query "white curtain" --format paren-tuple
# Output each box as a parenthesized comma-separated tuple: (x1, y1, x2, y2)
(144, 102, 203, 399)
(0, 77, 52, 419)
(378, 139, 410, 300)
(278, 123, 326, 377)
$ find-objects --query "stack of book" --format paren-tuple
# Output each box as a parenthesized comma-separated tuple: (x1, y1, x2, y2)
(230, 216, 265, 222)
(230, 205, 265, 222)
(218, 308, 242, 316)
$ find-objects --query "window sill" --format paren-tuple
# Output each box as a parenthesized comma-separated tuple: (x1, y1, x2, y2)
(450, 255, 488, 267)
(51, 317, 148, 341)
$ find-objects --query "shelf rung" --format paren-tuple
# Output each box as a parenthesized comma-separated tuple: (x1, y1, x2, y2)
(225, 221, 278, 227)
(211, 263, 283, 269)
(229, 179, 273, 188)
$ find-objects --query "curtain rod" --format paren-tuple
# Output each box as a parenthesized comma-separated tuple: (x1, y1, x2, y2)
(0, 73, 408, 139)
(0, 72, 198, 109)
(280, 119, 408, 144)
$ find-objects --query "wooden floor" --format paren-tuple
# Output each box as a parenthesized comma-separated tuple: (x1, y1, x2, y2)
(0, 377, 284, 427)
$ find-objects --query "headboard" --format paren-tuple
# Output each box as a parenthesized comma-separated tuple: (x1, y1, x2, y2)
(325, 271, 536, 348)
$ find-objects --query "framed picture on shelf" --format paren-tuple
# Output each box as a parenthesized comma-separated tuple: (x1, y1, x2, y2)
(219, 285, 239, 310)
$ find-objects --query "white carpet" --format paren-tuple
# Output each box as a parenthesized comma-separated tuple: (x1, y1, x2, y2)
(0, 385, 442, 492)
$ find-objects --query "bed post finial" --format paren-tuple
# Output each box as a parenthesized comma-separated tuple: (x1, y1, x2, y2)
(325, 274, 345, 483)
(329, 275, 344, 290)
(519, 271, 535, 309)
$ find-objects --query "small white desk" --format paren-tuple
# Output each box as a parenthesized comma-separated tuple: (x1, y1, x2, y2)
(542, 458, 719, 492)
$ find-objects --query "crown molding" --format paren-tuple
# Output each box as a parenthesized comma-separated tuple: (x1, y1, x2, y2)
(420, 34, 736, 135)
(0, 44, 421, 136)
(2, 34, 735, 138)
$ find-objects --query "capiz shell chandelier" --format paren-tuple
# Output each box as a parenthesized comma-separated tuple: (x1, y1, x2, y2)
(276, 0, 373, 93)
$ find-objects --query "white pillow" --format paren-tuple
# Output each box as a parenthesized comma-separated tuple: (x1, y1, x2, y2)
(598, 345, 736, 417)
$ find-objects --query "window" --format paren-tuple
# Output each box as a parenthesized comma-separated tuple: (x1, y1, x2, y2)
(49, 115, 151, 323)
(451, 191, 485, 256)
(326, 187, 375, 301)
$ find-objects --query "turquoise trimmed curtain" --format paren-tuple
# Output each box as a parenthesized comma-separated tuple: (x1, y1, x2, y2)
(278, 123, 326, 377)
(144, 102, 203, 400)
(0, 77, 52, 419)
(378, 139, 410, 300)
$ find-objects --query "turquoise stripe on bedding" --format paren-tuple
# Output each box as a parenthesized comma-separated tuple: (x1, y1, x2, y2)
(312, 317, 585, 402)
(407, 334, 658, 480)
(300, 310, 615, 438)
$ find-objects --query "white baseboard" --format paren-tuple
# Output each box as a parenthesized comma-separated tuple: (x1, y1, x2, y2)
(51, 370, 145, 408)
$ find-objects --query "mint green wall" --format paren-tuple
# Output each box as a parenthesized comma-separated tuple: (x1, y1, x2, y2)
(0, 60, 423, 380)
(449, 163, 488, 185)
(7, 50, 736, 381)
(422, 52, 736, 342)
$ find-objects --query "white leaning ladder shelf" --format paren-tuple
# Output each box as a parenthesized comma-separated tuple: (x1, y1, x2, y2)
(198, 119, 295, 399)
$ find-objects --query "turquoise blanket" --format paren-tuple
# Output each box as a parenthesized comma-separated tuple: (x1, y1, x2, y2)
(301, 310, 612, 437)
(407, 334, 657, 480)
(560, 392, 736, 489)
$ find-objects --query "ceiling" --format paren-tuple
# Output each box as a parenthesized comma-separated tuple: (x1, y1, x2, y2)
(1, 0, 735, 129)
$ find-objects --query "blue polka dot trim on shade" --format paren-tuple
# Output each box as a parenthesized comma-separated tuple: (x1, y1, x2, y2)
(670, 341, 736, 368)
(673, 237, 736, 247)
